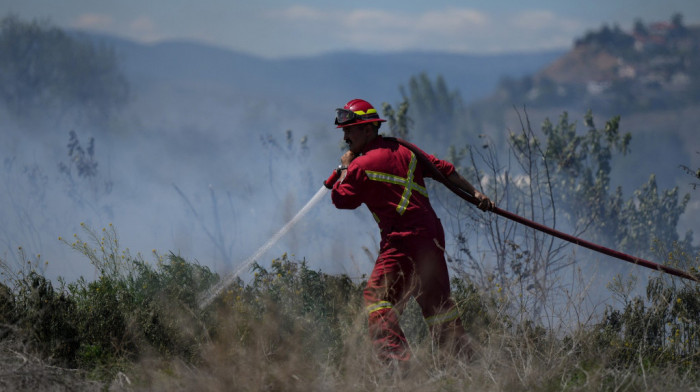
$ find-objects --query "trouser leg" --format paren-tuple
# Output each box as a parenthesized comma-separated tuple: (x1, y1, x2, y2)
(363, 230, 473, 362)
(410, 233, 473, 359)
(363, 241, 413, 362)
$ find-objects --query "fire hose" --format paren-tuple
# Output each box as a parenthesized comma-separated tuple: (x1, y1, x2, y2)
(325, 137, 699, 283)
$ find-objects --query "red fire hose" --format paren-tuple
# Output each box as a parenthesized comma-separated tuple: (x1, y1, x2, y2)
(324, 166, 342, 189)
(449, 182, 699, 283)
(325, 137, 699, 283)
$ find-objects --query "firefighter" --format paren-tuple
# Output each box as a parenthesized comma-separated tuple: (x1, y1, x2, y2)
(329, 98, 494, 364)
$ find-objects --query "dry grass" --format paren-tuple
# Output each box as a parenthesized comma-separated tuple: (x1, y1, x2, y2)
(4, 296, 700, 391)
(0, 339, 103, 391)
(3, 245, 700, 391)
(100, 305, 700, 391)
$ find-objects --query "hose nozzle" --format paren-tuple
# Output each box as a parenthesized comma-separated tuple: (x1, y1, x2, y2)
(323, 166, 344, 189)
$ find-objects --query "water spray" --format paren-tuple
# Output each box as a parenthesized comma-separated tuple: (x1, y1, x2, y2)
(198, 185, 329, 309)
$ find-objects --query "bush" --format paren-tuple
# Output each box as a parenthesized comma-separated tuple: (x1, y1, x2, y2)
(2, 224, 700, 390)
(1, 224, 218, 380)
(14, 272, 80, 365)
(596, 274, 700, 371)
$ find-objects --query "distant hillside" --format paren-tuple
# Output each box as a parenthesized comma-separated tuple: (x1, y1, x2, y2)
(465, 15, 700, 209)
(486, 16, 700, 115)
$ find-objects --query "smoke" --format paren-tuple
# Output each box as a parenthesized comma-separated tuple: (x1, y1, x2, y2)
(0, 72, 379, 286)
(1, 31, 697, 326)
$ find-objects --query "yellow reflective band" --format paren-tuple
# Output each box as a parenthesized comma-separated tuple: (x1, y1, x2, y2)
(425, 308, 460, 327)
(365, 152, 428, 215)
(353, 108, 377, 115)
(396, 153, 419, 214)
(366, 301, 393, 314)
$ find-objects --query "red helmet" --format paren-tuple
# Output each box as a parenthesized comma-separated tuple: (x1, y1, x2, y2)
(334, 99, 386, 128)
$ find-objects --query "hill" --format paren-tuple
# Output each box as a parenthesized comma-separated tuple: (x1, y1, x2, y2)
(461, 17, 700, 244)
(490, 17, 700, 115)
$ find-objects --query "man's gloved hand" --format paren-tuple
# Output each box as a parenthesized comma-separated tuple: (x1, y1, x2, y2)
(340, 150, 356, 167)
(473, 190, 495, 211)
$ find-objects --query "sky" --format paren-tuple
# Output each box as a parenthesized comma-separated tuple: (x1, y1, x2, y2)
(3, 0, 700, 58)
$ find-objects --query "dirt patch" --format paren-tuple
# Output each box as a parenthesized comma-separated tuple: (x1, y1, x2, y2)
(538, 46, 620, 84)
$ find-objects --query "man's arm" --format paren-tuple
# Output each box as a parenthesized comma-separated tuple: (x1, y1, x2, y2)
(447, 171, 495, 211)
(338, 150, 355, 183)
(331, 150, 364, 210)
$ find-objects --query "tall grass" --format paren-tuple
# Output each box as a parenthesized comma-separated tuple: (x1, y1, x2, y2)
(1, 224, 700, 391)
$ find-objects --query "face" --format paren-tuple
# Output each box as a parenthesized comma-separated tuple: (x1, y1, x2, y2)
(342, 123, 375, 154)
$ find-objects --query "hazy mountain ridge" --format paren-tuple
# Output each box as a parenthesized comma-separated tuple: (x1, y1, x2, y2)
(81, 31, 564, 109)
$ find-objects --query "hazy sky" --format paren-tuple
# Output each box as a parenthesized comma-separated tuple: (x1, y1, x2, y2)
(3, 1, 700, 58)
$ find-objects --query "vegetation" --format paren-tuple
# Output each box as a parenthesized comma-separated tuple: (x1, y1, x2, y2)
(383, 73, 483, 153)
(2, 107, 699, 390)
(0, 15, 128, 127)
(1, 223, 699, 390)
(507, 110, 693, 259)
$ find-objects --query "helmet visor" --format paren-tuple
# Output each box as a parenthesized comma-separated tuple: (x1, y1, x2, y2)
(334, 108, 380, 126)
(335, 108, 358, 126)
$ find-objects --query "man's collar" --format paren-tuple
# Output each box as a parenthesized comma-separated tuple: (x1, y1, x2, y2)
(360, 134, 382, 155)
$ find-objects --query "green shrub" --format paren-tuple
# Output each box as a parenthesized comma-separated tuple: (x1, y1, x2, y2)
(0, 224, 219, 380)
(0, 281, 15, 331)
(4, 269, 79, 366)
(596, 277, 700, 371)
(2, 223, 700, 389)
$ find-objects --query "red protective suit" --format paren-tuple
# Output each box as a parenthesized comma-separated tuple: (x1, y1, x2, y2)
(332, 136, 466, 362)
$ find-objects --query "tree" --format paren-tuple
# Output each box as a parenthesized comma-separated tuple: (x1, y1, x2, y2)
(575, 23, 634, 51)
(436, 108, 581, 320)
(381, 99, 412, 140)
(511, 110, 692, 258)
(397, 73, 472, 152)
(633, 19, 648, 37)
(0, 15, 128, 128)
(436, 109, 695, 321)
(615, 175, 692, 256)
(671, 13, 685, 31)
